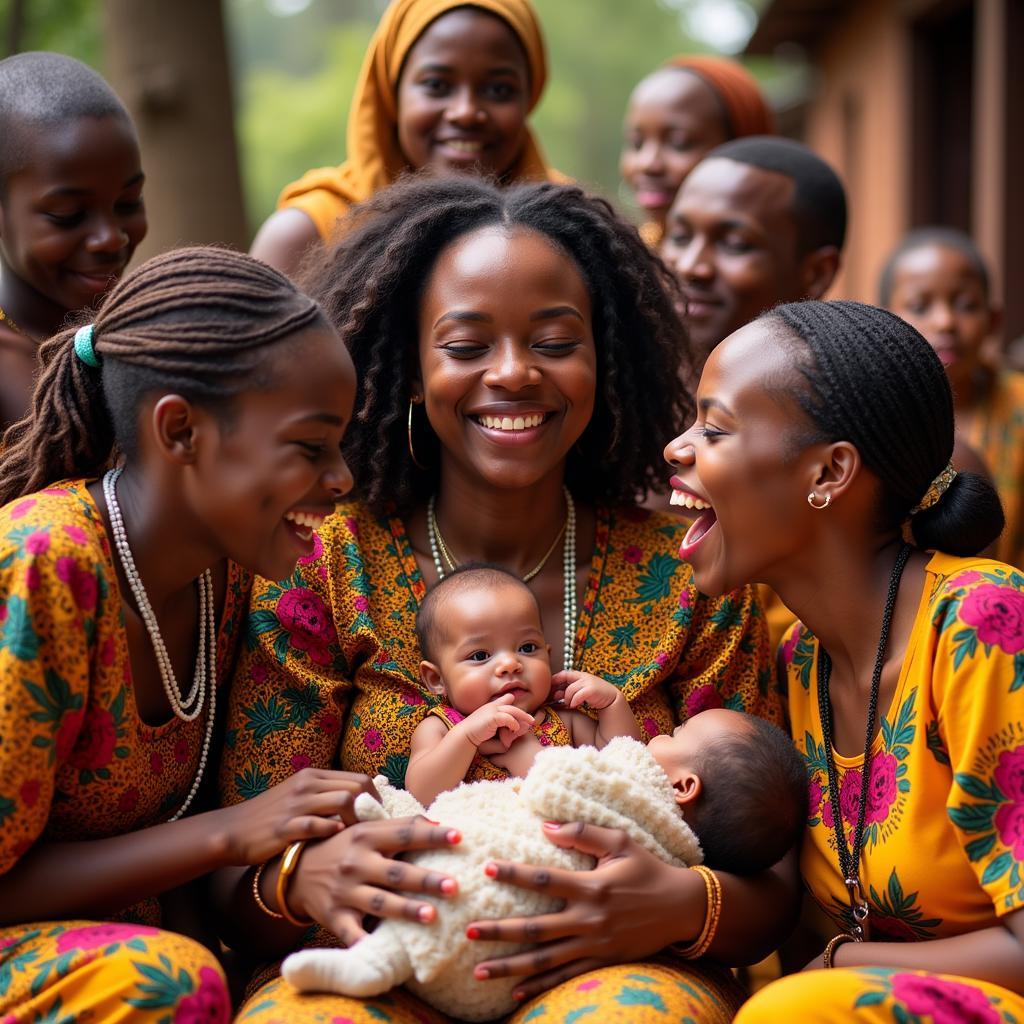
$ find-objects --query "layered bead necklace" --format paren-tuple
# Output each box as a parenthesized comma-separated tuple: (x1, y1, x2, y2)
(427, 485, 577, 672)
(103, 466, 216, 821)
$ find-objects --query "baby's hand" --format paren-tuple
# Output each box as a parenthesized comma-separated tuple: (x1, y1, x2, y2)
(551, 670, 625, 712)
(457, 693, 535, 749)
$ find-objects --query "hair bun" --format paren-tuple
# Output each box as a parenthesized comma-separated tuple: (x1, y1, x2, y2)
(910, 471, 1004, 555)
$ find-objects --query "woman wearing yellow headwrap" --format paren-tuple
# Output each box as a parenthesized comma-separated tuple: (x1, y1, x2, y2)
(251, 0, 561, 277)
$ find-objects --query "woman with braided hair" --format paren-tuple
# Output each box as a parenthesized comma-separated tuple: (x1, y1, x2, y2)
(661, 300, 1023, 1021)
(218, 175, 792, 1023)
(0, 246, 383, 1021)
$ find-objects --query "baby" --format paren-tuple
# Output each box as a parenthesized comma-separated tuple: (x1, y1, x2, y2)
(405, 564, 641, 806)
(283, 570, 807, 1020)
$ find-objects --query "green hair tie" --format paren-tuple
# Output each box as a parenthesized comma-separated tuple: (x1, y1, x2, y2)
(74, 324, 100, 368)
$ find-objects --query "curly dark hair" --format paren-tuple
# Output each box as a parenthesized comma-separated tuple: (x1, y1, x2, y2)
(301, 175, 693, 516)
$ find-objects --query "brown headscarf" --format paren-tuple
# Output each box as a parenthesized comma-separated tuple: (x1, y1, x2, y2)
(278, 0, 557, 240)
(666, 55, 775, 139)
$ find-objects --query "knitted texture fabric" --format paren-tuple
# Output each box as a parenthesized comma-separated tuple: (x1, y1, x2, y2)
(282, 737, 702, 1021)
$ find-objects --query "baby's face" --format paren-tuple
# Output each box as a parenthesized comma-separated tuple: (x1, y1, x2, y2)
(648, 708, 751, 784)
(431, 583, 552, 716)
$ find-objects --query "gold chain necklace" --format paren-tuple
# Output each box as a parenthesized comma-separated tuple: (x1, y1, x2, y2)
(428, 494, 568, 583)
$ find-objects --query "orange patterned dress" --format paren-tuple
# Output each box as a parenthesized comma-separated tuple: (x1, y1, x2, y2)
(0, 480, 250, 1022)
(222, 499, 780, 1023)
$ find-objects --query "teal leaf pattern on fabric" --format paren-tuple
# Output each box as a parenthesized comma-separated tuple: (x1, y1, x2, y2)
(564, 1008, 598, 1023)
(235, 765, 271, 800)
(281, 685, 325, 726)
(627, 553, 680, 604)
(125, 954, 195, 1010)
(242, 696, 291, 745)
(0, 595, 40, 660)
(616, 985, 667, 1011)
(380, 752, 409, 789)
(925, 721, 950, 765)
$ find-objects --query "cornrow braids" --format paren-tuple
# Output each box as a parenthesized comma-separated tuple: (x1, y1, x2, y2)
(768, 299, 1004, 556)
(302, 175, 692, 516)
(0, 246, 325, 505)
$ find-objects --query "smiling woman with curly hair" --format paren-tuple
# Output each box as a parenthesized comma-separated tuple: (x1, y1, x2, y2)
(217, 176, 794, 1024)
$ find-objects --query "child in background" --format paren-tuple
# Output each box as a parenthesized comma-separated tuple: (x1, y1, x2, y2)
(0, 52, 147, 434)
(881, 227, 1023, 567)
(621, 55, 774, 247)
(406, 564, 641, 805)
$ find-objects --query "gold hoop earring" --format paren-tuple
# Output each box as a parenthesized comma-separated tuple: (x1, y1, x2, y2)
(807, 492, 831, 510)
(408, 397, 426, 470)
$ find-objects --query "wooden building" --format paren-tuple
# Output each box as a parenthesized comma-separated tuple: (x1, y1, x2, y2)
(746, 0, 1023, 342)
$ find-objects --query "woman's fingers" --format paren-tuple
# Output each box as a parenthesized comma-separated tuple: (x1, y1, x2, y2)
(344, 883, 437, 924)
(474, 936, 596, 980)
(506, 958, 606, 1003)
(368, 817, 461, 855)
(480, 857, 588, 900)
(358, 854, 458, 899)
(327, 908, 369, 948)
(539, 821, 632, 861)
(284, 815, 346, 842)
(466, 909, 582, 945)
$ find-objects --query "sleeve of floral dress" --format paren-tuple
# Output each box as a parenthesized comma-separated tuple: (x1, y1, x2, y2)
(931, 562, 1024, 918)
(933, 565, 1024, 917)
(219, 524, 355, 807)
(666, 575, 780, 727)
(0, 500, 99, 875)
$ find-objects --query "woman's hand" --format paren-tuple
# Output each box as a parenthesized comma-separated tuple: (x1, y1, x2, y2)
(466, 821, 704, 1002)
(217, 768, 380, 865)
(288, 816, 462, 946)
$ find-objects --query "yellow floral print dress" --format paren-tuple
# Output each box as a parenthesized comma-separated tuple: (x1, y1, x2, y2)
(737, 553, 1024, 1022)
(222, 499, 779, 1024)
(0, 480, 250, 1023)
(966, 370, 1024, 569)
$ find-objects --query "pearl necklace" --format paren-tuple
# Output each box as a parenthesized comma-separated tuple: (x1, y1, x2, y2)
(103, 467, 216, 821)
(427, 486, 577, 672)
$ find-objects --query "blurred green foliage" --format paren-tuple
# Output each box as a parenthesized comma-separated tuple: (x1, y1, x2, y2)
(228, 0, 712, 229)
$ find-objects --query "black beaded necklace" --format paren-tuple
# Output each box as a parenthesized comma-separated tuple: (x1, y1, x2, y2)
(817, 542, 912, 940)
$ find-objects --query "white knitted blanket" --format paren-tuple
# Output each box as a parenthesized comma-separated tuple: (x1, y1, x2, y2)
(282, 736, 702, 1021)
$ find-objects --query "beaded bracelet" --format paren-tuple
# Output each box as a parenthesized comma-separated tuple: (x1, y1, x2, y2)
(672, 865, 722, 960)
(822, 932, 857, 968)
(275, 840, 314, 928)
(251, 860, 284, 920)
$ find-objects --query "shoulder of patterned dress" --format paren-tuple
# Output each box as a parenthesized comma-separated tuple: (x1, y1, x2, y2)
(925, 552, 1024, 600)
(0, 479, 107, 562)
(601, 503, 691, 569)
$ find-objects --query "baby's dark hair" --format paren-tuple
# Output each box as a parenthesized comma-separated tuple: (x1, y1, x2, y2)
(688, 715, 807, 876)
(415, 563, 539, 663)
(878, 226, 992, 305)
(705, 136, 847, 256)
(0, 246, 327, 506)
(302, 175, 692, 516)
(766, 299, 1004, 555)
(0, 52, 131, 194)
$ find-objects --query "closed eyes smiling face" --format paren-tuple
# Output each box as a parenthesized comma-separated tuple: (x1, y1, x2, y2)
(416, 224, 598, 493)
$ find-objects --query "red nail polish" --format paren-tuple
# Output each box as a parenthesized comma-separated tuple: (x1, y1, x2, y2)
(542, 821, 562, 830)
(475, 966, 490, 980)
(440, 878, 457, 895)
(466, 925, 480, 939)
(513, 990, 525, 1001)
(446, 829, 461, 844)
(484, 862, 499, 878)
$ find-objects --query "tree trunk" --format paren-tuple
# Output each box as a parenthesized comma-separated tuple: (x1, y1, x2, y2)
(102, 0, 249, 262)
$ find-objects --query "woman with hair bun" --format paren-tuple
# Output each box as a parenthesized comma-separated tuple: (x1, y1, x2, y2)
(663, 300, 1023, 1021)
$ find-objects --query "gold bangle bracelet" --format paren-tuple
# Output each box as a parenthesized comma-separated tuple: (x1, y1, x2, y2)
(672, 865, 723, 960)
(251, 860, 284, 919)
(275, 840, 313, 928)
(822, 932, 857, 968)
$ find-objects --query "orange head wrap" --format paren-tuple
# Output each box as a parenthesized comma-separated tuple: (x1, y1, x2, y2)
(665, 55, 775, 139)
(279, 0, 555, 241)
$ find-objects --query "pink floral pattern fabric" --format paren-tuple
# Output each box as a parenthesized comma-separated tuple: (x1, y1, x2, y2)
(784, 553, 1024, 938)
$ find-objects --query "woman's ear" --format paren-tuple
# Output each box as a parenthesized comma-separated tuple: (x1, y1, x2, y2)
(149, 394, 202, 465)
(807, 440, 862, 506)
(419, 660, 445, 696)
